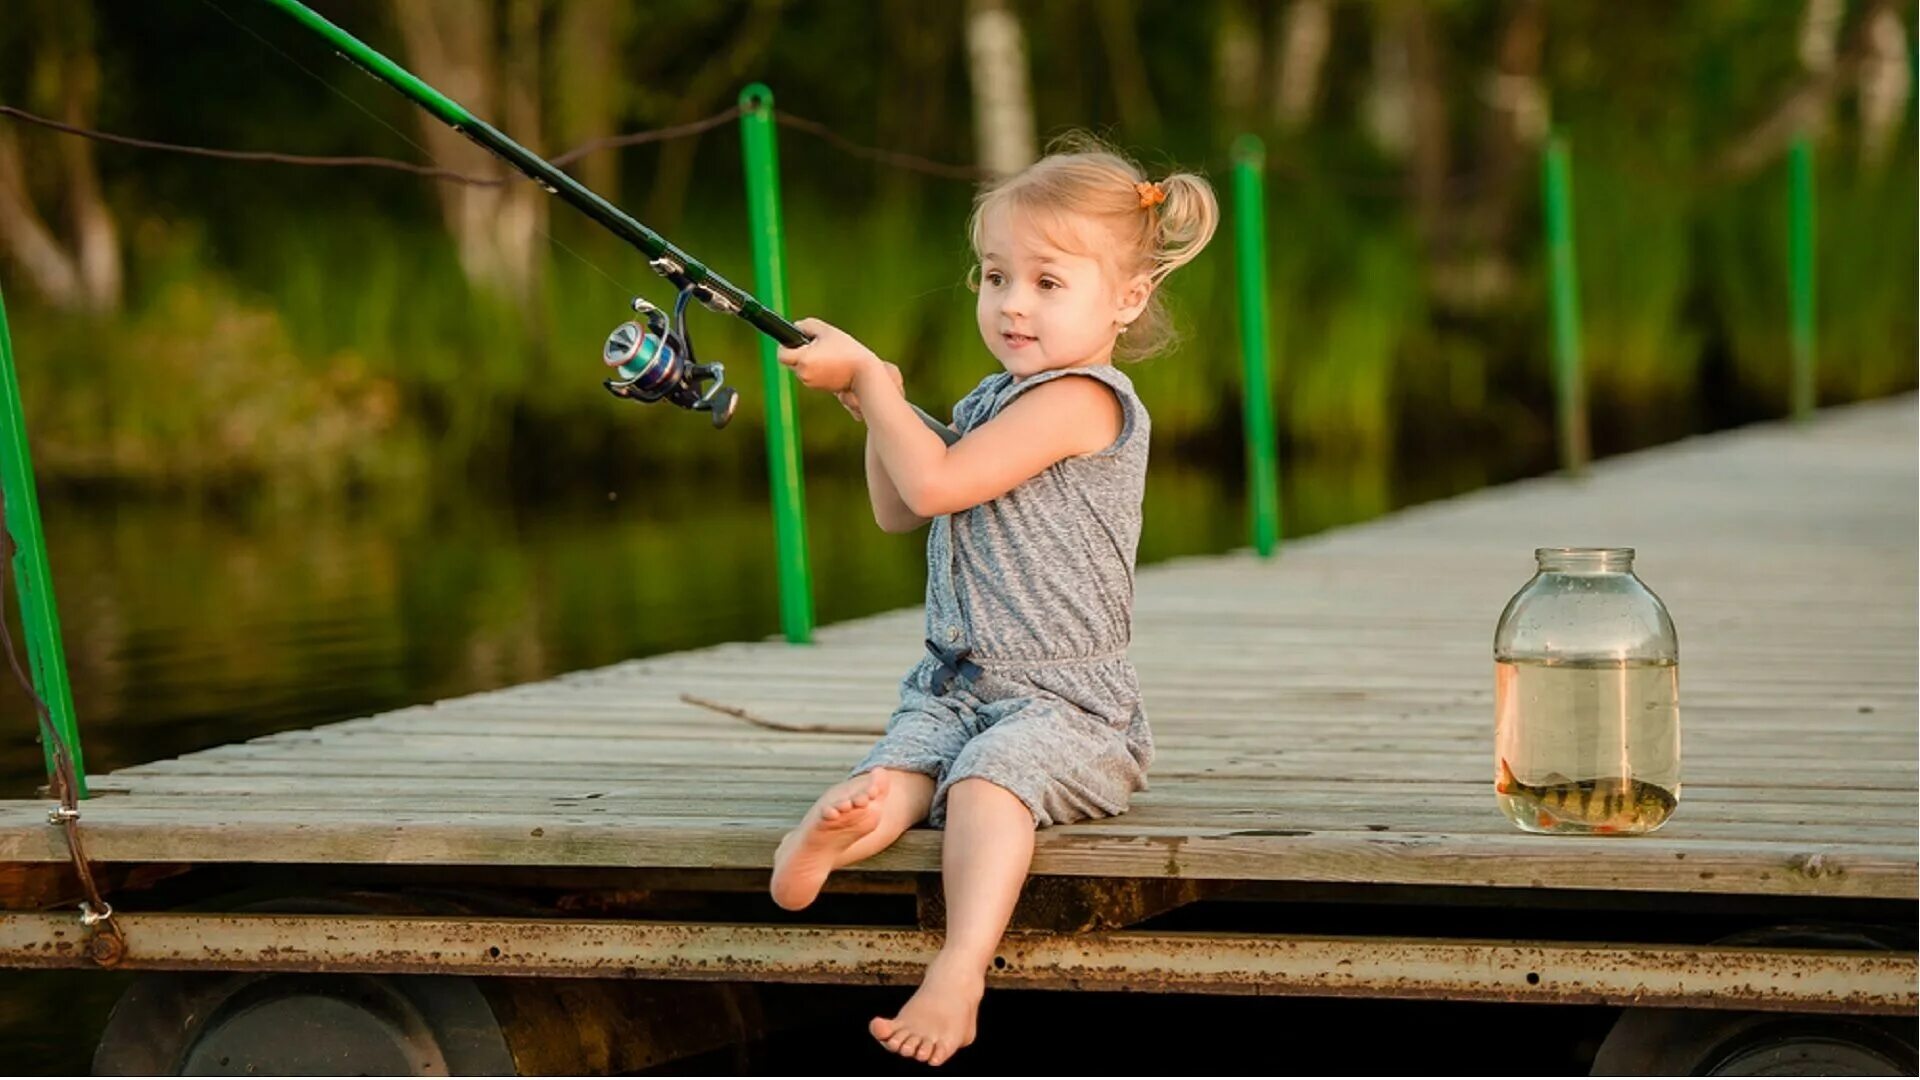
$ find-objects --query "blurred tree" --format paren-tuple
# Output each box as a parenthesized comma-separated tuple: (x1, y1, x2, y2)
(391, 0, 548, 313)
(550, 0, 627, 199)
(1451, 0, 1547, 310)
(1856, 3, 1911, 170)
(1097, 0, 1161, 135)
(1213, 0, 1260, 127)
(1273, 0, 1333, 130)
(1719, 0, 1898, 176)
(876, 0, 961, 211)
(967, 0, 1037, 177)
(0, 0, 121, 312)
(1360, 1, 1455, 302)
(1364, 2, 1415, 159)
(639, 0, 785, 234)
(1402, 2, 1450, 254)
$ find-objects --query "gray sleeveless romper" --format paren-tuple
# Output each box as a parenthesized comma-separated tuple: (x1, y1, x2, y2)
(852, 364, 1154, 827)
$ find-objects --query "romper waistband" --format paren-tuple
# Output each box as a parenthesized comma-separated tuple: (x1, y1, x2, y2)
(968, 644, 1132, 669)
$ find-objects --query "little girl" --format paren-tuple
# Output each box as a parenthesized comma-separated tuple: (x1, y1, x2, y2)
(770, 134, 1217, 1067)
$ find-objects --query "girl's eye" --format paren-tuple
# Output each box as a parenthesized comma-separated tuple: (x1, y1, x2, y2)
(1039, 277, 1061, 290)
(984, 270, 1004, 287)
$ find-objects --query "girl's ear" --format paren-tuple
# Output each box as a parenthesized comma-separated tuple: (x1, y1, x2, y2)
(1116, 273, 1154, 327)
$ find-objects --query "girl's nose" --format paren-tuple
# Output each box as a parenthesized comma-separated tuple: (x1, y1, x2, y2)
(999, 285, 1029, 317)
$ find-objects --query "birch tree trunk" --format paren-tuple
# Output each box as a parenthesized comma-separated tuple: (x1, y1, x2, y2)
(1856, 5, 1910, 170)
(1213, 0, 1260, 125)
(391, 0, 544, 312)
(966, 0, 1037, 179)
(1364, 5, 1414, 159)
(60, 14, 120, 313)
(0, 129, 82, 309)
(0, 2, 120, 312)
(1273, 0, 1332, 131)
(1718, 0, 1896, 176)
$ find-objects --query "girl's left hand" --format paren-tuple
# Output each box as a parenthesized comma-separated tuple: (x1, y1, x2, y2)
(776, 317, 881, 394)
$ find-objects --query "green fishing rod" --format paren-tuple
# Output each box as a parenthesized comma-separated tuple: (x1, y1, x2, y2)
(257, 0, 807, 428)
(255, 0, 969, 444)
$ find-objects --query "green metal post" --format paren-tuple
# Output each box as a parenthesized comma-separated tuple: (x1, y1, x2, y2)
(1789, 135, 1817, 422)
(739, 85, 814, 644)
(1230, 136, 1281, 557)
(0, 284, 85, 795)
(1541, 134, 1590, 475)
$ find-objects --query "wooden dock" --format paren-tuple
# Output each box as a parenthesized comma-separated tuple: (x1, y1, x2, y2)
(0, 398, 1914, 1041)
(5, 396, 1913, 897)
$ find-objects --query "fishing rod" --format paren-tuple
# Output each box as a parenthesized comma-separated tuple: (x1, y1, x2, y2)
(255, 0, 967, 444)
(255, 0, 816, 428)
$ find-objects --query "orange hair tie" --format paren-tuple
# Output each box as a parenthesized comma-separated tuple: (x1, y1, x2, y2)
(1135, 180, 1167, 209)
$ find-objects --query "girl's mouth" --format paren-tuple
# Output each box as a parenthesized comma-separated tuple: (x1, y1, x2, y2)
(1002, 332, 1036, 350)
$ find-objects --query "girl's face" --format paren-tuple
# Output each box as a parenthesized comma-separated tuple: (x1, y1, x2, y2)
(975, 207, 1151, 378)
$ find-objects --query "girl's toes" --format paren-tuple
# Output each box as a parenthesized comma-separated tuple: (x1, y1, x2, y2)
(913, 1040, 935, 1062)
(897, 1035, 922, 1059)
(819, 804, 841, 822)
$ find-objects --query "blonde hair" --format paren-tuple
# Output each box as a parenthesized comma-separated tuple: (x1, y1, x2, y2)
(968, 132, 1220, 360)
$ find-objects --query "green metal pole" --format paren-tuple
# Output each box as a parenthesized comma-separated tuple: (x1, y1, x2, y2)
(1231, 136, 1281, 557)
(1789, 135, 1817, 422)
(0, 284, 85, 795)
(1541, 133, 1589, 475)
(739, 85, 814, 644)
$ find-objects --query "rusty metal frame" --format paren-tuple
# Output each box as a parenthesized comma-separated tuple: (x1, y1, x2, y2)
(1, 913, 1912, 1015)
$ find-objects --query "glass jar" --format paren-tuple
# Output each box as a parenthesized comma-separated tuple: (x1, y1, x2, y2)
(1493, 547, 1680, 835)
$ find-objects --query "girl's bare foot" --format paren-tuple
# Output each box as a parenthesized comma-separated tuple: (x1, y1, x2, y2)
(769, 770, 892, 910)
(868, 952, 986, 1067)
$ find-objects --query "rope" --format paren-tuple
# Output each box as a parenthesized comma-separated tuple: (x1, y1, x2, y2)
(0, 496, 124, 966)
(18, 100, 1744, 199)
(549, 106, 744, 168)
(0, 103, 751, 188)
(0, 102, 991, 185)
(771, 113, 994, 181)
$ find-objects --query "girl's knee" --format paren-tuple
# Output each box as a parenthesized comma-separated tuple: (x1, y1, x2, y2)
(865, 766, 938, 801)
(945, 776, 1039, 823)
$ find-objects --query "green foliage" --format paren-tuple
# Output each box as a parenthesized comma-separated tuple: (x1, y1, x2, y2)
(15, 224, 415, 493)
(1701, 147, 1920, 407)
(1280, 230, 1422, 456)
(0, 0, 1912, 493)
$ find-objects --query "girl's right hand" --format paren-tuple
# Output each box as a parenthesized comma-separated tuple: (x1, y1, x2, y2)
(834, 361, 903, 421)
(778, 317, 883, 393)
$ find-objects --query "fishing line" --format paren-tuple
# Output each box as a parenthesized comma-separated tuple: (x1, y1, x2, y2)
(198, 0, 643, 303)
(199, 0, 440, 170)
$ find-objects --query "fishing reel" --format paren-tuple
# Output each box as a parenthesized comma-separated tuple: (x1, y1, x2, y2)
(602, 283, 739, 428)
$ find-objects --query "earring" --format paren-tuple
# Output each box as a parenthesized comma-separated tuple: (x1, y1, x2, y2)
(1118, 323, 1130, 335)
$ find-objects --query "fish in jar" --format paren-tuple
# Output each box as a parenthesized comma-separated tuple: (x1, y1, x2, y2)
(1496, 758, 1677, 835)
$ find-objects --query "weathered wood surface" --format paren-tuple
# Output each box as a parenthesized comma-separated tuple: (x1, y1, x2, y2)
(1, 398, 1913, 899)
